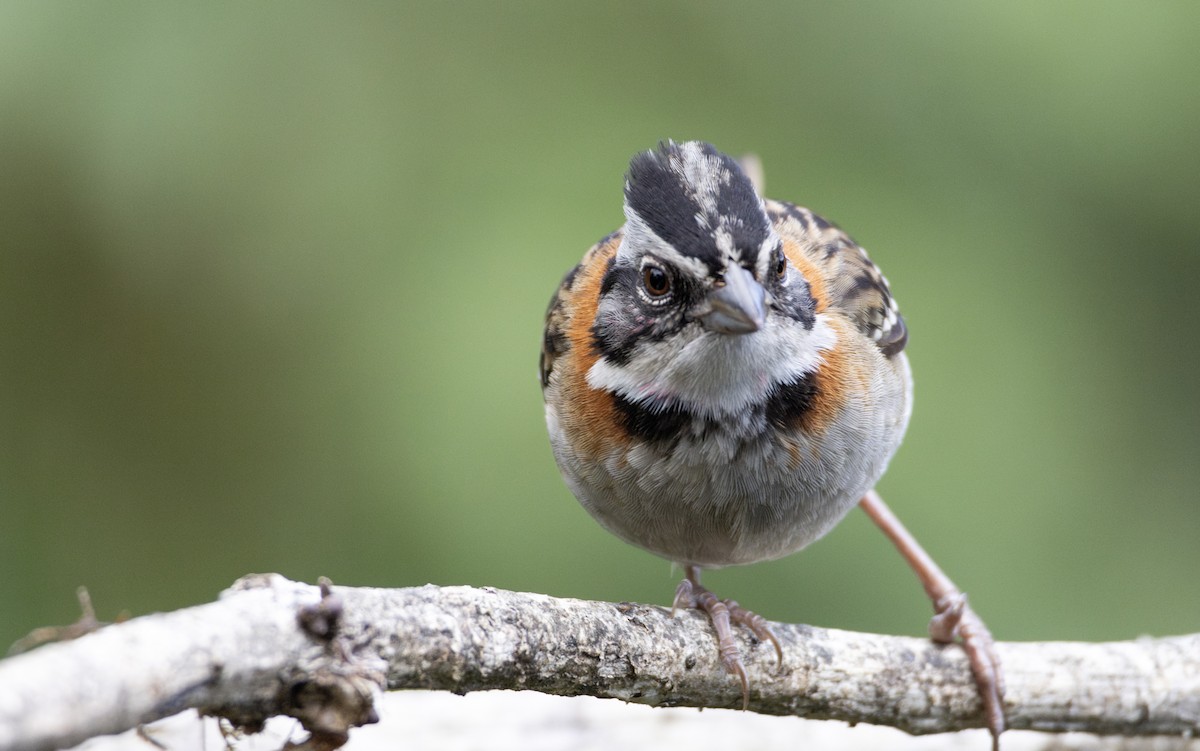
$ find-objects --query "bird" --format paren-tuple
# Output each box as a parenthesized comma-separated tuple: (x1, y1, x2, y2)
(540, 140, 1004, 747)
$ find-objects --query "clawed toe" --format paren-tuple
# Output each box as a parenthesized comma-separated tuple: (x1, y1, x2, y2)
(673, 565, 782, 709)
(859, 491, 1006, 750)
(927, 591, 1005, 746)
(725, 599, 784, 669)
(929, 592, 967, 643)
(671, 577, 696, 616)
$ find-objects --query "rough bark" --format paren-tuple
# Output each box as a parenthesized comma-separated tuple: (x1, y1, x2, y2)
(0, 575, 1197, 751)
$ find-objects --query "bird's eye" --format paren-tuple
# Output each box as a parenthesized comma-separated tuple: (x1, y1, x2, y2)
(642, 264, 671, 297)
(773, 250, 788, 279)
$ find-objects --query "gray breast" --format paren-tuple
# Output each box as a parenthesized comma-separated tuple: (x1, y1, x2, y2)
(553, 352, 911, 568)
(566, 402, 877, 567)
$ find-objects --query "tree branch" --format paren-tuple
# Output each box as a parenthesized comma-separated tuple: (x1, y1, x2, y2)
(1, 575, 1197, 751)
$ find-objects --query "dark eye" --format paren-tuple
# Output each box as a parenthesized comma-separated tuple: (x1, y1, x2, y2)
(642, 264, 671, 297)
(773, 250, 788, 279)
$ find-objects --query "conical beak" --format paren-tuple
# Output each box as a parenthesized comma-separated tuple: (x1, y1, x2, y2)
(701, 264, 766, 335)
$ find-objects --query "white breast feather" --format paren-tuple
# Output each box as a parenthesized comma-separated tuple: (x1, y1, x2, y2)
(585, 314, 837, 417)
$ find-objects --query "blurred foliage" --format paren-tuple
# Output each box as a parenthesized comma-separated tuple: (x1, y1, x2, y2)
(2, 2, 1198, 652)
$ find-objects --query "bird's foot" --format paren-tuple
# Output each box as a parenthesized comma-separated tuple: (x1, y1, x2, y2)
(859, 490, 1006, 751)
(929, 592, 1006, 751)
(672, 565, 783, 710)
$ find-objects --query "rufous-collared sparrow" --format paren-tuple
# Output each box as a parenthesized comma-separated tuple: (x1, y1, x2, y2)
(540, 140, 1004, 747)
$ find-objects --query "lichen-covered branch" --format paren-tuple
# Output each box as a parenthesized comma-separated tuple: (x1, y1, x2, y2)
(0, 575, 1197, 751)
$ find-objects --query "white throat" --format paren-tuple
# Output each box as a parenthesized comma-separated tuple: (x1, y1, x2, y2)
(586, 314, 837, 417)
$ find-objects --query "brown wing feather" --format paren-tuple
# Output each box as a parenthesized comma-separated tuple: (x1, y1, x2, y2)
(765, 199, 906, 356)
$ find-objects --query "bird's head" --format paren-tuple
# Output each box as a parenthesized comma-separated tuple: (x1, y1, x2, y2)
(587, 141, 832, 416)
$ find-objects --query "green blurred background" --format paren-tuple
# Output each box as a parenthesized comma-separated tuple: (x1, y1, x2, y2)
(2, 3, 1198, 652)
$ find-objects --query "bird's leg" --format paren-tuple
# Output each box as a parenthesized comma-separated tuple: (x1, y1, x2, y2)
(859, 490, 1006, 751)
(672, 564, 783, 710)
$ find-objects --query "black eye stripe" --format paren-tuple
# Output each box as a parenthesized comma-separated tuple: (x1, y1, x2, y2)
(591, 258, 707, 365)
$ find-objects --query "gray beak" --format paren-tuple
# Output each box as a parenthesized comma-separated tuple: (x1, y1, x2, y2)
(701, 264, 766, 335)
